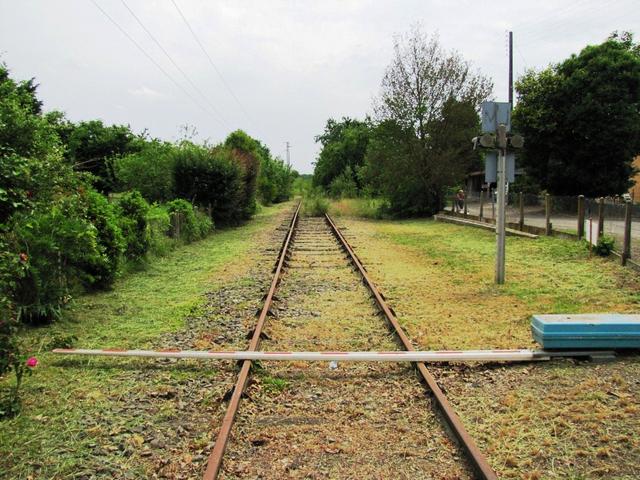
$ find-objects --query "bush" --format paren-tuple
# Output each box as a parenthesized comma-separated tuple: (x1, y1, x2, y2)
(173, 144, 243, 225)
(303, 194, 329, 217)
(8, 196, 104, 323)
(81, 190, 124, 289)
(327, 166, 358, 199)
(225, 131, 260, 219)
(258, 156, 294, 204)
(117, 190, 150, 261)
(594, 235, 615, 256)
(166, 199, 213, 243)
(114, 140, 176, 202)
(146, 204, 172, 256)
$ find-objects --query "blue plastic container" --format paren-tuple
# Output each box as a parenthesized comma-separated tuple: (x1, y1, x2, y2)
(531, 314, 640, 349)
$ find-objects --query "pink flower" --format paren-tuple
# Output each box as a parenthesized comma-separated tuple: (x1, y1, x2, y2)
(26, 357, 38, 368)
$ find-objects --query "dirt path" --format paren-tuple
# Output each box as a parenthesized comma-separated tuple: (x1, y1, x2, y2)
(219, 217, 473, 479)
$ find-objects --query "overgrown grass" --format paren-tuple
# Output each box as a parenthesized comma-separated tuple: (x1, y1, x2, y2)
(0, 202, 290, 479)
(328, 197, 385, 219)
(301, 195, 329, 216)
(340, 217, 640, 478)
(343, 218, 640, 350)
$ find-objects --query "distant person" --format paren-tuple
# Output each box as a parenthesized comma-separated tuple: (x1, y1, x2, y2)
(456, 189, 465, 212)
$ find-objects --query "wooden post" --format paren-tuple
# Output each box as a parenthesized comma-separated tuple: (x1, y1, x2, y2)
(622, 200, 632, 265)
(451, 196, 455, 213)
(171, 212, 182, 239)
(545, 193, 552, 235)
(597, 197, 604, 236)
(463, 196, 468, 217)
(479, 190, 485, 220)
(491, 189, 495, 219)
(518, 192, 524, 231)
(577, 195, 585, 239)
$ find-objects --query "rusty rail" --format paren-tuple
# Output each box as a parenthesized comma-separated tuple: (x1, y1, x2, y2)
(324, 213, 498, 480)
(203, 202, 301, 480)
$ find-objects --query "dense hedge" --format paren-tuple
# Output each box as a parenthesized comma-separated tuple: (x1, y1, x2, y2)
(0, 63, 298, 329)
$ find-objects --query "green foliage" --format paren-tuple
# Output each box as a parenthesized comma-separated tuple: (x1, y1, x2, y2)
(594, 235, 615, 256)
(173, 143, 243, 225)
(225, 131, 260, 219)
(302, 192, 329, 217)
(363, 98, 482, 217)
(513, 32, 640, 196)
(116, 190, 150, 261)
(81, 189, 124, 289)
(8, 196, 105, 323)
(66, 120, 141, 193)
(258, 155, 294, 204)
(114, 140, 175, 202)
(0, 64, 59, 159)
(166, 199, 213, 243)
(327, 165, 358, 198)
(313, 117, 371, 192)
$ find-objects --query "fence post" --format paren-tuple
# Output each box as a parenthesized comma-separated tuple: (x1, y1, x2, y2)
(170, 212, 182, 239)
(451, 196, 455, 213)
(463, 196, 468, 217)
(491, 189, 495, 220)
(622, 200, 632, 266)
(479, 190, 485, 221)
(545, 193, 552, 235)
(577, 195, 585, 239)
(518, 192, 524, 231)
(597, 197, 604, 236)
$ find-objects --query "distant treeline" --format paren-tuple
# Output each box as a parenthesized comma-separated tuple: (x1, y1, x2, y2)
(0, 62, 296, 325)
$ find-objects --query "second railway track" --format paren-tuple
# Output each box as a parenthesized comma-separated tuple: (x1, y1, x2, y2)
(206, 203, 496, 479)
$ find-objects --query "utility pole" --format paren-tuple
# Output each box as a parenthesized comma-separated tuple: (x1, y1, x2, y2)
(473, 102, 524, 284)
(508, 31, 513, 106)
(495, 125, 508, 284)
(285, 141, 291, 167)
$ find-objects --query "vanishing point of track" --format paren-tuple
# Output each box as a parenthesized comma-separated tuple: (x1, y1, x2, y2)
(203, 202, 498, 480)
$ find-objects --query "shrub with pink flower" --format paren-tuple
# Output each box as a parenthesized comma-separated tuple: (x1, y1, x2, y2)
(26, 357, 38, 368)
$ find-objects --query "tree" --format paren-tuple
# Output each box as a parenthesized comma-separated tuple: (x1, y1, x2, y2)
(513, 32, 640, 197)
(114, 139, 176, 202)
(65, 120, 141, 193)
(365, 27, 491, 216)
(313, 117, 371, 194)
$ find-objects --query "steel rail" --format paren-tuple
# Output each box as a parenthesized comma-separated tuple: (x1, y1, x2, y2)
(203, 202, 301, 480)
(324, 213, 499, 480)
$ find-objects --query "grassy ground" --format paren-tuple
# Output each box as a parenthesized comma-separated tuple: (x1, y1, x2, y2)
(0, 202, 291, 479)
(338, 215, 640, 478)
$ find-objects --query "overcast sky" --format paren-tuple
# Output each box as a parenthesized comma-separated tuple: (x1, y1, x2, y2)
(1, 0, 638, 173)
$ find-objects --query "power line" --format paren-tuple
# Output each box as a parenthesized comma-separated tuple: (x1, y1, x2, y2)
(169, 0, 254, 128)
(118, 0, 228, 128)
(90, 0, 224, 126)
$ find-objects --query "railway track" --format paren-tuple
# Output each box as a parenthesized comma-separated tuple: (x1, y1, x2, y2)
(204, 203, 497, 479)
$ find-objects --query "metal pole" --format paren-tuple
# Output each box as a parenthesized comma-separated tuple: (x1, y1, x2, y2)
(479, 190, 485, 220)
(598, 197, 605, 236)
(622, 200, 632, 265)
(496, 148, 507, 284)
(545, 193, 552, 235)
(518, 191, 524, 231)
(577, 195, 585, 239)
(508, 31, 513, 106)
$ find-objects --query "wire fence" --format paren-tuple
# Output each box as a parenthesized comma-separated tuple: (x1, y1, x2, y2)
(446, 191, 639, 265)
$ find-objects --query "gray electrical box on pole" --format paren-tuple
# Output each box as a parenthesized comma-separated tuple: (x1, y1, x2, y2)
(472, 101, 524, 284)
